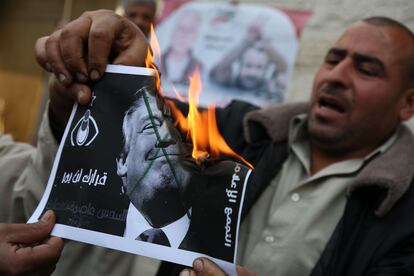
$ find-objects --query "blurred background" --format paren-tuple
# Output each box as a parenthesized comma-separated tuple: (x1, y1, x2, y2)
(1, 0, 413, 144)
(0, 0, 117, 142)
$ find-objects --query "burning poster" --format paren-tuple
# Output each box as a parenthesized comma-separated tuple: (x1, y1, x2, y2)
(29, 65, 252, 275)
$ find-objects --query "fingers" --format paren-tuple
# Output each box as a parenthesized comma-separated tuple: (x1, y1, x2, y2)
(0, 211, 63, 275)
(179, 258, 258, 276)
(34, 36, 51, 72)
(194, 258, 226, 276)
(5, 235, 63, 275)
(46, 15, 91, 85)
(2, 210, 55, 244)
(15, 236, 64, 266)
(48, 71, 91, 106)
(111, 20, 148, 68)
(179, 269, 197, 276)
(86, 10, 148, 73)
(180, 258, 226, 276)
(45, 29, 73, 86)
(86, 10, 124, 80)
(48, 75, 91, 135)
(59, 16, 91, 83)
(34, 9, 149, 87)
(34, 8, 149, 138)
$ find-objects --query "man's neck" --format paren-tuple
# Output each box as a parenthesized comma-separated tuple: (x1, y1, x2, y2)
(310, 143, 376, 175)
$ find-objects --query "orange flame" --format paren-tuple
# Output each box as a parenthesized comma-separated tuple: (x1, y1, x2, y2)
(146, 25, 253, 169)
(168, 68, 253, 169)
(146, 24, 161, 94)
(172, 85, 187, 102)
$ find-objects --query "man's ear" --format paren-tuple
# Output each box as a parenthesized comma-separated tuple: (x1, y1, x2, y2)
(116, 156, 128, 177)
(399, 88, 414, 121)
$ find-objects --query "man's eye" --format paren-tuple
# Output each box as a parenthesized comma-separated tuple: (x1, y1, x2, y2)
(358, 66, 379, 77)
(141, 118, 162, 133)
(325, 56, 341, 65)
(142, 123, 155, 132)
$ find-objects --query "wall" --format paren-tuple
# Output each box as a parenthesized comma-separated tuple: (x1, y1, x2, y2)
(0, 0, 117, 142)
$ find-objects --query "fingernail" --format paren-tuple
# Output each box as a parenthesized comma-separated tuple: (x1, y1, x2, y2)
(41, 210, 53, 222)
(58, 73, 67, 83)
(179, 270, 190, 276)
(193, 259, 203, 272)
(76, 72, 88, 83)
(45, 62, 52, 72)
(90, 69, 100, 81)
(77, 90, 86, 104)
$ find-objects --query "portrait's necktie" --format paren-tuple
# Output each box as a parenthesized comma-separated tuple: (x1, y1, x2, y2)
(136, 228, 171, 247)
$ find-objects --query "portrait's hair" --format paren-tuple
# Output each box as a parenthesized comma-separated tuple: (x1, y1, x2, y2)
(363, 16, 414, 84)
(363, 16, 414, 39)
(120, 84, 170, 158)
(120, 88, 147, 156)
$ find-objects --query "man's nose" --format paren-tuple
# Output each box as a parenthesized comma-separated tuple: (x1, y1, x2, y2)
(324, 59, 352, 88)
(155, 139, 176, 148)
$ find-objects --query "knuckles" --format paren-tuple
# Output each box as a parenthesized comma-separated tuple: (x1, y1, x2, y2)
(81, 9, 118, 18)
(89, 28, 114, 45)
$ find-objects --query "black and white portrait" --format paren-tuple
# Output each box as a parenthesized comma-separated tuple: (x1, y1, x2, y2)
(29, 65, 252, 273)
(115, 85, 192, 248)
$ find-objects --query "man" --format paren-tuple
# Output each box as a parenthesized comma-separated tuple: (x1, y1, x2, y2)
(116, 86, 192, 248)
(116, 86, 237, 260)
(122, 0, 157, 38)
(3, 10, 151, 276)
(0, 209, 63, 275)
(210, 23, 287, 102)
(180, 17, 414, 275)
(160, 9, 202, 88)
(1, 101, 64, 276)
(35, 11, 414, 275)
(237, 44, 272, 90)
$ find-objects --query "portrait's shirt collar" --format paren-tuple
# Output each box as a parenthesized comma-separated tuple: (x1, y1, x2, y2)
(124, 203, 190, 248)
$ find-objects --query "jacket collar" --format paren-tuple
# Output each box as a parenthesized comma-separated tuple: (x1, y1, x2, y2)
(243, 102, 414, 216)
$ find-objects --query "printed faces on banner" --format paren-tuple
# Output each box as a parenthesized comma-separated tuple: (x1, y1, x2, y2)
(155, 2, 301, 107)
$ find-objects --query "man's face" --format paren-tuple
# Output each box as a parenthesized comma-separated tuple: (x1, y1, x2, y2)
(119, 92, 190, 227)
(309, 22, 414, 156)
(239, 47, 269, 89)
(124, 3, 156, 37)
(170, 11, 201, 52)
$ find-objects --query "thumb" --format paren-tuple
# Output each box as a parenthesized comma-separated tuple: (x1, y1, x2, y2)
(6, 210, 56, 244)
(192, 258, 226, 276)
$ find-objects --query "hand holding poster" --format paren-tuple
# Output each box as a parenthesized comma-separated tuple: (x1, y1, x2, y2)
(29, 65, 251, 275)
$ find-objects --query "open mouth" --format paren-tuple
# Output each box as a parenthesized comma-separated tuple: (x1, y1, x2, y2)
(318, 96, 346, 114)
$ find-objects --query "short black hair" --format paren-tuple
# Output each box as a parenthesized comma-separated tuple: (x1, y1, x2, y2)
(363, 16, 414, 85)
(363, 16, 414, 39)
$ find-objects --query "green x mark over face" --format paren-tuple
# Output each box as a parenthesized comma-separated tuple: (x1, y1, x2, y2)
(117, 86, 191, 227)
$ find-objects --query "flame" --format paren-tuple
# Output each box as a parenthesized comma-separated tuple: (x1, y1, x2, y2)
(146, 24, 162, 94)
(149, 25, 161, 62)
(167, 68, 253, 169)
(146, 26, 253, 169)
(172, 85, 186, 102)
